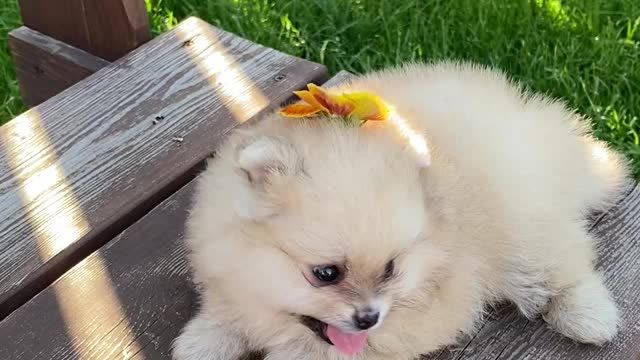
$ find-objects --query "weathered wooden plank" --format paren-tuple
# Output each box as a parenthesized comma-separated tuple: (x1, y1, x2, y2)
(441, 184, 640, 360)
(323, 71, 354, 87)
(17, 0, 90, 54)
(18, 0, 150, 61)
(0, 181, 197, 360)
(80, 0, 151, 61)
(0, 17, 328, 319)
(9, 26, 111, 106)
(0, 71, 350, 360)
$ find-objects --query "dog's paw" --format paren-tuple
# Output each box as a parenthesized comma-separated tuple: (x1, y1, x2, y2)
(543, 273, 619, 345)
(173, 311, 248, 360)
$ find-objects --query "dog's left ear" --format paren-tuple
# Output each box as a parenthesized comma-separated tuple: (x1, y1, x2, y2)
(234, 136, 303, 219)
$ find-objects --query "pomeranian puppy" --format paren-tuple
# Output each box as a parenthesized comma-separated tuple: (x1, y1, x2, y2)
(173, 63, 628, 360)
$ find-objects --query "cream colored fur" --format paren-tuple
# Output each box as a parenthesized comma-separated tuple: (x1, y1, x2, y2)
(172, 62, 629, 360)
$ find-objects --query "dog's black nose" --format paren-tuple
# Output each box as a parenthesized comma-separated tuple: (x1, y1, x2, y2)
(353, 309, 380, 330)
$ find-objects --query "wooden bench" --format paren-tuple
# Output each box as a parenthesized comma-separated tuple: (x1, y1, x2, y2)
(1, 8, 639, 360)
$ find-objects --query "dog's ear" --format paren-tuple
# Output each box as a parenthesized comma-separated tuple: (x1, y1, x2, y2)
(236, 136, 303, 186)
(234, 136, 303, 219)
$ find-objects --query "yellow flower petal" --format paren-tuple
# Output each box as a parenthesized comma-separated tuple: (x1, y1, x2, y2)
(293, 89, 327, 112)
(343, 92, 390, 121)
(280, 103, 322, 118)
(279, 84, 390, 123)
(307, 84, 355, 117)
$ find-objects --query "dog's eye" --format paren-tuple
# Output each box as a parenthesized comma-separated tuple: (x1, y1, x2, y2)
(312, 265, 341, 285)
(383, 260, 395, 280)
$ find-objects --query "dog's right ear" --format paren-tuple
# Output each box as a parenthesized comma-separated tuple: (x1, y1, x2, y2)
(236, 136, 303, 186)
(234, 136, 303, 219)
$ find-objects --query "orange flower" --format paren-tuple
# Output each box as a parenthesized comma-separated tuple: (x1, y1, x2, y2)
(280, 84, 390, 124)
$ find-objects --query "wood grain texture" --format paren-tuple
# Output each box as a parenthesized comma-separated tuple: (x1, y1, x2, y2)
(9, 26, 111, 106)
(0, 17, 328, 319)
(77, 0, 151, 61)
(18, 0, 90, 54)
(0, 72, 350, 360)
(0, 180, 197, 360)
(18, 0, 150, 61)
(323, 70, 354, 86)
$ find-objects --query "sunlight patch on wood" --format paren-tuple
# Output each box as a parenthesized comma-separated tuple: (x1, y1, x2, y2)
(1, 111, 89, 259)
(176, 18, 269, 122)
(52, 255, 143, 359)
(1, 110, 142, 358)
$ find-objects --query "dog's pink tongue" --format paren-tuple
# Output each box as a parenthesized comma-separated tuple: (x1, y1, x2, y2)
(325, 324, 368, 355)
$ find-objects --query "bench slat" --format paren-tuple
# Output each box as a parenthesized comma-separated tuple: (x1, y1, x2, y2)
(18, 0, 151, 61)
(0, 71, 350, 360)
(0, 181, 196, 360)
(0, 16, 328, 318)
(9, 26, 111, 106)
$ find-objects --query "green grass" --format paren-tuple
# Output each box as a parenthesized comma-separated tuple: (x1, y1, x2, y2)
(0, 0, 23, 120)
(2, 0, 639, 178)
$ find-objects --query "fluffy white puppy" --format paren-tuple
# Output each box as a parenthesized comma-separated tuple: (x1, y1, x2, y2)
(173, 63, 629, 360)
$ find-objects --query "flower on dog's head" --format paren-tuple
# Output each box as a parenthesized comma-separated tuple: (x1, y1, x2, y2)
(280, 84, 390, 125)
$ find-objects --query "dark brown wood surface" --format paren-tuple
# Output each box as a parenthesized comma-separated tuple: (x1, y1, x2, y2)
(0, 71, 350, 360)
(9, 26, 111, 106)
(0, 180, 197, 360)
(1, 70, 638, 359)
(18, 0, 150, 61)
(0, 17, 328, 319)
